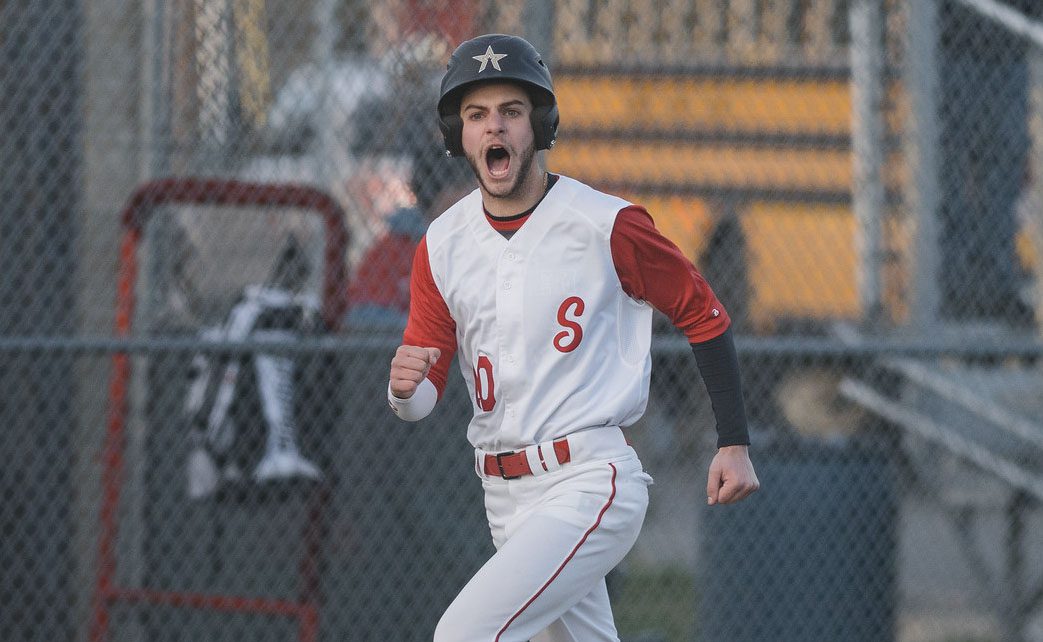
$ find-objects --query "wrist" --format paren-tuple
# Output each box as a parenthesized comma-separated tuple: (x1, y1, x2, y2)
(387, 377, 437, 421)
(717, 444, 750, 454)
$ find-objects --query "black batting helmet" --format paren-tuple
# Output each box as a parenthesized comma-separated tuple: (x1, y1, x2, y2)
(437, 34, 558, 157)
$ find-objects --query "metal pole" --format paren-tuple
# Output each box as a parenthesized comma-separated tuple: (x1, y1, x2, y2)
(1001, 490, 1029, 642)
(522, 0, 555, 63)
(140, 0, 162, 178)
(1027, 43, 1043, 335)
(193, 0, 233, 166)
(903, 0, 942, 331)
(311, 0, 339, 194)
(849, 0, 886, 326)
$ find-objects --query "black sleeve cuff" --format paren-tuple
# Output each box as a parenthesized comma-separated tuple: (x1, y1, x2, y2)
(690, 327, 751, 448)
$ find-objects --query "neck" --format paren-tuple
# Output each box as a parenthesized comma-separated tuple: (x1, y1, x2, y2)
(481, 167, 547, 218)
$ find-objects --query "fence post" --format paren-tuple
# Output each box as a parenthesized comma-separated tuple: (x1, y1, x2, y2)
(850, 0, 887, 326)
(523, 0, 556, 63)
(903, 0, 943, 330)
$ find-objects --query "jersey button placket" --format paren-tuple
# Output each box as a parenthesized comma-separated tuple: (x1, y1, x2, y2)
(496, 249, 525, 441)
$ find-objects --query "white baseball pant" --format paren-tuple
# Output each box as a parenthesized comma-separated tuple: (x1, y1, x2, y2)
(434, 427, 652, 642)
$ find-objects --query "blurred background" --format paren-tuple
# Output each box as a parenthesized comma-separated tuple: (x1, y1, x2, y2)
(2, 0, 1043, 640)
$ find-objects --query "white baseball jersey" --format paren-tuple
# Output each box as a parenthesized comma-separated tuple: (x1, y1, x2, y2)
(402, 175, 729, 452)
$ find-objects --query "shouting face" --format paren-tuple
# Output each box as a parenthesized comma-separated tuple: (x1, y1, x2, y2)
(458, 82, 543, 211)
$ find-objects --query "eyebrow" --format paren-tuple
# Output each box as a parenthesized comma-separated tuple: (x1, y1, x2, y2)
(462, 99, 527, 112)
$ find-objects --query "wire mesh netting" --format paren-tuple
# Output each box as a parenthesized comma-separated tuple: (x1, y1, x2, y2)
(3, 1, 1043, 641)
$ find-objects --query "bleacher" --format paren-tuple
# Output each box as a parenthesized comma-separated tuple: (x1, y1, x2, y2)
(549, 69, 893, 329)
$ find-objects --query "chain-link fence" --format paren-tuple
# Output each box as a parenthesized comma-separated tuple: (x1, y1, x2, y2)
(3, 1, 1043, 641)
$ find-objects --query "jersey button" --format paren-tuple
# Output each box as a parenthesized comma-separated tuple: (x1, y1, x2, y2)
(506, 354, 515, 363)
(503, 281, 512, 290)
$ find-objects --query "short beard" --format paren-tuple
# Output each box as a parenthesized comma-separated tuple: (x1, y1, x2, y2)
(467, 142, 537, 201)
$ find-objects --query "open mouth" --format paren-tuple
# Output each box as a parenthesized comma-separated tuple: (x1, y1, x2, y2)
(485, 145, 510, 178)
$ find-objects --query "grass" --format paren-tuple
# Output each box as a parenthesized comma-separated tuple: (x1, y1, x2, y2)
(611, 568, 1005, 642)
(613, 565, 696, 642)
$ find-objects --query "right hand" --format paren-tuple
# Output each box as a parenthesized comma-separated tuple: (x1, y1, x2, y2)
(389, 345, 441, 399)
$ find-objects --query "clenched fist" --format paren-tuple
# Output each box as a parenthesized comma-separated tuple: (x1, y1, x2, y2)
(389, 345, 441, 399)
(706, 445, 759, 505)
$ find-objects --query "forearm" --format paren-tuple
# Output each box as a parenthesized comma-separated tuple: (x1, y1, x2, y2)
(690, 327, 750, 448)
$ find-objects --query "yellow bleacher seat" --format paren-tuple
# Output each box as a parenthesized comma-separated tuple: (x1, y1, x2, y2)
(556, 75, 853, 136)
(548, 141, 854, 193)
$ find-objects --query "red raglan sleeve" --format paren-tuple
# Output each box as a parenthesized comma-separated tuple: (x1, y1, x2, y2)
(402, 236, 458, 398)
(610, 206, 731, 343)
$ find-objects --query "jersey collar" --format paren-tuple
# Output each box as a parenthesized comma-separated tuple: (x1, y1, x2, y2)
(483, 173, 560, 235)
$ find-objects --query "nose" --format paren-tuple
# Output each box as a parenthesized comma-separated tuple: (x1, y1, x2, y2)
(485, 112, 505, 133)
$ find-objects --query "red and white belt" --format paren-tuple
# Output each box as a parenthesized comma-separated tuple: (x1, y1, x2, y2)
(481, 438, 571, 479)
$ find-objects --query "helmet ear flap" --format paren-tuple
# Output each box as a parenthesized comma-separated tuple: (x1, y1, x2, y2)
(531, 103, 559, 151)
(438, 112, 465, 157)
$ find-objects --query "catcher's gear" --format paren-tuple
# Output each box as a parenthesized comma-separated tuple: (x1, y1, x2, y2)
(437, 33, 558, 157)
(184, 286, 321, 499)
(252, 333, 321, 483)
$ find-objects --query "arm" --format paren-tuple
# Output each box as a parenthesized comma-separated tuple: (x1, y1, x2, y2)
(388, 236, 458, 421)
(691, 328, 759, 504)
(610, 207, 759, 504)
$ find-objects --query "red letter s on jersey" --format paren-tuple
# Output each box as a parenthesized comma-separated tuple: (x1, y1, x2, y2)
(553, 296, 585, 353)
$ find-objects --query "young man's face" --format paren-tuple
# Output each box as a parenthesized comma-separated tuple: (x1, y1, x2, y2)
(458, 82, 538, 201)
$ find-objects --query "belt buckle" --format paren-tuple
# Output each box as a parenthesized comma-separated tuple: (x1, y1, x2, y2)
(495, 451, 521, 480)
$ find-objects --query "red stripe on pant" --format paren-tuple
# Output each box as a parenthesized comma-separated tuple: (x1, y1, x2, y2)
(495, 463, 618, 641)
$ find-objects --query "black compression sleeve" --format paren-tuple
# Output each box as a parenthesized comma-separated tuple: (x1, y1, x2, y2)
(690, 327, 751, 448)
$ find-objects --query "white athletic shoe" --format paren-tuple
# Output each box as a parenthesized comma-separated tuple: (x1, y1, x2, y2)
(253, 448, 322, 482)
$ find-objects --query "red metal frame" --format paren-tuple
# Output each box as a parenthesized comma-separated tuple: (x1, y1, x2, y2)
(90, 177, 349, 642)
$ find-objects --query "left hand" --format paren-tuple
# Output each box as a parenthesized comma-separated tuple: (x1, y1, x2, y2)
(706, 445, 759, 505)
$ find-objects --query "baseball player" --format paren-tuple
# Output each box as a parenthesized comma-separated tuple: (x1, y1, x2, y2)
(388, 33, 759, 642)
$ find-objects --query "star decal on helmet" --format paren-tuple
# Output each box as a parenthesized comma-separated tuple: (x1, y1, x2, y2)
(472, 45, 507, 73)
